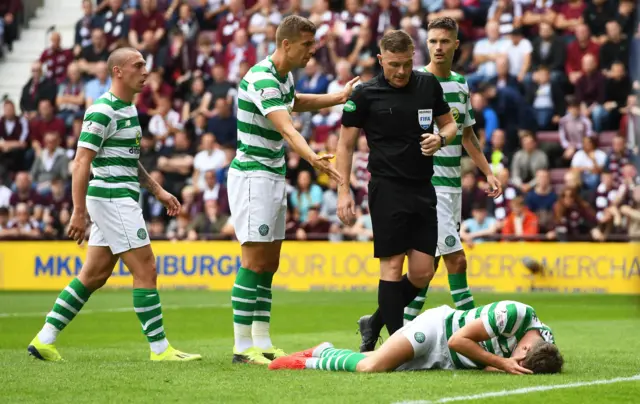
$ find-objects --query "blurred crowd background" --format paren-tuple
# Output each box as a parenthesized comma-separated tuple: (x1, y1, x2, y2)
(0, 0, 639, 243)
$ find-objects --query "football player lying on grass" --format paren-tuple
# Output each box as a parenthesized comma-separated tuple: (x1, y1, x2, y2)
(269, 300, 563, 374)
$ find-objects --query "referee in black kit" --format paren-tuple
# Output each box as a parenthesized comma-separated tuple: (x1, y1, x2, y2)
(336, 30, 457, 337)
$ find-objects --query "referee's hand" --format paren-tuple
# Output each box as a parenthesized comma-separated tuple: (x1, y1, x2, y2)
(420, 133, 441, 156)
(310, 154, 342, 184)
(337, 192, 357, 226)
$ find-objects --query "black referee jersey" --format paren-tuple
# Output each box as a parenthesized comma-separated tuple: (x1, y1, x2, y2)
(341, 70, 451, 258)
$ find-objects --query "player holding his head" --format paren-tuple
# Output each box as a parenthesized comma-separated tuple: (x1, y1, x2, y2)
(358, 18, 503, 352)
(270, 300, 564, 375)
(28, 47, 201, 362)
(228, 15, 359, 365)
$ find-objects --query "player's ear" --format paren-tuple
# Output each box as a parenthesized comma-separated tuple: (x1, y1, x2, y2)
(455, 39, 460, 50)
(377, 54, 382, 66)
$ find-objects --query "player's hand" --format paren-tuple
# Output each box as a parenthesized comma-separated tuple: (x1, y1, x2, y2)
(485, 175, 502, 198)
(500, 354, 533, 375)
(310, 154, 342, 184)
(157, 189, 181, 216)
(420, 133, 441, 156)
(67, 209, 87, 245)
(337, 191, 357, 226)
(338, 76, 361, 104)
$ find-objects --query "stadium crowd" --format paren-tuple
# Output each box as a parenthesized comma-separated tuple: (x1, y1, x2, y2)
(0, 0, 639, 242)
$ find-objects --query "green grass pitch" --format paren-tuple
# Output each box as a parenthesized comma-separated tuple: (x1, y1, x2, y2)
(1, 290, 639, 403)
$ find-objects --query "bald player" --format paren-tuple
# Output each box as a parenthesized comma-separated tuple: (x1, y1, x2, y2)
(27, 48, 201, 362)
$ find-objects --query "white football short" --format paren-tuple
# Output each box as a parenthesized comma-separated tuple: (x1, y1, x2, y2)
(87, 197, 150, 255)
(436, 192, 463, 257)
(227, 168, 287, 245)
(396, 305, 456, 371)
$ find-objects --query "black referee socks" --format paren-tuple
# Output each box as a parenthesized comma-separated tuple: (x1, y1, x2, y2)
(378, 280, 405, 335)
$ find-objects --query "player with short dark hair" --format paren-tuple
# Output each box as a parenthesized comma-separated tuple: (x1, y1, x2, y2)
(336, 29, 458, 339)
(227, 14, 360, 365)
(28, 47, 201, 362)
(269, 300, 564, 375)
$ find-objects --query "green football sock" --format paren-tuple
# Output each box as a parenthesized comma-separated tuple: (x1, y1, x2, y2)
(39, 278, 92, 343)
(404, 287, 427, 323)
(232, 267, 260, 352)
(133, 288, 166, 341)
(449, 273, 475, 310)
(253, 272, 274, 349)
(307, 349, 366, 372)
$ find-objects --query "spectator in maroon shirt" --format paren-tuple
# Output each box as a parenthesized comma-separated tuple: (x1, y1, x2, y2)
(39, 32, 74, 85)
(9, 172, 48, 208)
(296, 207, 331, 241)
(223, 29, 257, 83)
(174, 1, 199, 43)
(48, 178, 72, 215)
(101, 0, 131, 50)
(551, 187, 604, 241)
(565, 24, 599, 85)
(575, 54, 607, 132)
(0, 100, 30, 172)
(216, 0, 248, 53)
(129, 0, 167, 52)
(30, 99, 66, 151)
(605, 135, 634, 188)
(6, 202, 42, 239)
(370, 0, 401, 41)
(0, 0, 21, 53)
(554, 0, 586, 37)
(136, 69, 174, 119)
(193, 35, 218, 84)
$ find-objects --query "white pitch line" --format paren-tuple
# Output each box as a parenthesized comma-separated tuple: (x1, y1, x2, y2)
(0, 303, 230, 318)
(394, 374, 640, 404)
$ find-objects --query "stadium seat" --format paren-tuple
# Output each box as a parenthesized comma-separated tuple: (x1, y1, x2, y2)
(598, 131, 616, 149)
(550, 168, 568, 185)
(537, 131, 560, 143)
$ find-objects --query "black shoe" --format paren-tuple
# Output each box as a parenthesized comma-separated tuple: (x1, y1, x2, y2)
(357, 315, 381, 353)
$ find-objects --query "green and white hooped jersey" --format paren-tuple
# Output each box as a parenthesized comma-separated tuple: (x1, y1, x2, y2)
(77, 92, 142, 202)
(444, 300, 555, 369)
(233, 56, 296, 179)
(420, 68, 475, 194)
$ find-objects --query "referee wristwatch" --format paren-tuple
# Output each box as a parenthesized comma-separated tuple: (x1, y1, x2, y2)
(437, 133, 446, 148)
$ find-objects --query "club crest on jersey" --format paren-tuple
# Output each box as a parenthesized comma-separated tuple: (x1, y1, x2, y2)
(418, 109, 432, 130)
(451, 107, 460, 122)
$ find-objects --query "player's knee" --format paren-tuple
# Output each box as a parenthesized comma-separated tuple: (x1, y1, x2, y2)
(81, 271, 111, 290)
(408, 268, 434, 289)
(356, 358, 385, 373)
(447, 253, 467, 274)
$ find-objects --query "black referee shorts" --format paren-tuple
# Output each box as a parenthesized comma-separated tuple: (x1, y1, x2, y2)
(368, 176, 438, 258)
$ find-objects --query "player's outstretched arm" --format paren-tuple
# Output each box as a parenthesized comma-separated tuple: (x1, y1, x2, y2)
(267, 109, 342, 184)
(138, 162, 181, 216)
(336, 125, 359, 226)
(448, 318, 532, 375)
(68, 147, 96, 244)
(462, 126, 502, 198)
(292, 77, 360, 112)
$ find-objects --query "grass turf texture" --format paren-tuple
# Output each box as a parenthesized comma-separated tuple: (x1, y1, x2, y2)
(1, 291, 639, 403)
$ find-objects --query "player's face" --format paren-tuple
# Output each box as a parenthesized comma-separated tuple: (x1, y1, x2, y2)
(427, 28, 459, 66)
(118, 52, 149, 93)
(378, 49, 413, 88)
(512, 330, 543, 368)
(288, 31, 317, 69)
